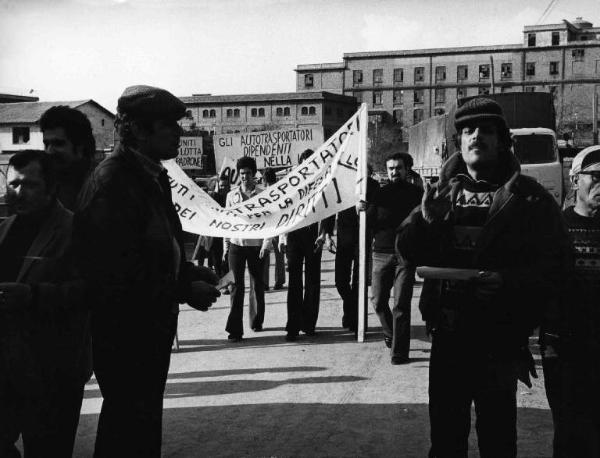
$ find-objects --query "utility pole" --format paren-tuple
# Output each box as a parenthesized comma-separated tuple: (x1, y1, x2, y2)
(593, 90, 599, 144)
(490, 55, 496, 94)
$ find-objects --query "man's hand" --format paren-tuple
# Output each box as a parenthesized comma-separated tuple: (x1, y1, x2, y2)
(278, 241, 286, 254)
(356, 200, 368, 212)
(314, 233, 328, 252)
(222, 250, 229, 263)
(187, 281, 221, 311)
(194, 265, 219, 285)
(421, 182, 451, 223)
(472, 271, 503, 300)
(259, 247, 269, 259)
(517, 347, 538, 388)
(0, 283, 32, 311)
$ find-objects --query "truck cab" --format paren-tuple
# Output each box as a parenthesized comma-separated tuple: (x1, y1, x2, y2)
(511, 127, 563, 203)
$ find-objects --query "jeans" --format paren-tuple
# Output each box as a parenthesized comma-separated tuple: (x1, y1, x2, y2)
(370, 251, 415, 359)
(286, 239, 322, 334)
(226, 244, 265, 336)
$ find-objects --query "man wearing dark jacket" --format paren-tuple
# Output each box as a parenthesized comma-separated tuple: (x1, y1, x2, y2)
(0, 150, 89, 457)
(542, 145, 600, 457)
(75, 85, 220, 457)
(397, 98, 566, 458)
(361, 152, 422, 364)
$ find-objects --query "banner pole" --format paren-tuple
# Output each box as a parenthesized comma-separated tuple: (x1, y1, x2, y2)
(357, 103, 369, 343)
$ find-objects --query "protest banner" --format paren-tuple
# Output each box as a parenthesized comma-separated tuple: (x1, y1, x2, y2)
(164, 105, 366, 239)
(218, 157, 241, 187)
(176, 137, 204, 170)
(214, 127, 324, 170)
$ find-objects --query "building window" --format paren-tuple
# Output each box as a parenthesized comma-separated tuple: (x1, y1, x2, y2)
(251, 108, 258, 117)
(435, 66, 446, 82)
(185, 109, 193, 119)
(501, 63, 513, 79)
(353, 70, 363, 85)
(457, 87, 467, 98)
(276, 107, 283, 116)
(373, 69, 383, 85)
(209, 109, 216, 118)
(414, 89, 424, 104)
(284, 107, 290, 116)
(434, 108, 445, 116)
(524, 86, 535, 93)
(393, 90, 404, 105)
(393, 109, 403, 126)
(393, 68, 403, 83)
(479, 64, 490, 80)
(12, 126, 30, 144)
(414, 67, 425, 83)
(304, 74, 314, 88)
(457, 65, 468, 81)
(552, 31, 560, 46)
(308, 106, 316, 115)
(435, 88, 446, 104)
(259, 108, 266, 117)
(101, 119, 105, 127)
(234, 108, 240, 117)
(528, 33, 536, 47)
(226, 109, 233, 118)
(413, 108, 424, 124)
(549, 61, 559, 75)
(301, 107, 308, 115)
(478, 87, 490, 95)
(372, 91, 382, 106)
(572, 48, 585, 61)
(202, 109, 209, 118)
(526, 62, 536, 76)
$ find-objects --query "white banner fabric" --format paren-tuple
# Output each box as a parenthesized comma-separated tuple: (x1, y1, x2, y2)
(164, 105, 366, 239)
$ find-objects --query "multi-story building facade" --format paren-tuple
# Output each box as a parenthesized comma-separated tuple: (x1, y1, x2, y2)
(295, 18, 600, 146)
(179, 91, 357, 140)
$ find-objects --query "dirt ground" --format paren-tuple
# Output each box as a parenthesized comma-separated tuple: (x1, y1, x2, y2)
(72, 251, 554, 457)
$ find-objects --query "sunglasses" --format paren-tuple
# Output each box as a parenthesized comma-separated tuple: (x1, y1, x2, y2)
(579, 171, 600, 182)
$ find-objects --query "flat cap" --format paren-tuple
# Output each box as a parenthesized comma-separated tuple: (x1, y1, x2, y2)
(117, 85, 186, 120)
(454, 97, 508, 131)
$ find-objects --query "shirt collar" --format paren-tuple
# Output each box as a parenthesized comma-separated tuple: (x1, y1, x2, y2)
(130, 147, 165, 179)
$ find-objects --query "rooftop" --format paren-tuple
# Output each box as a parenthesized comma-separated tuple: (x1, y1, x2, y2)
(0, 100, 114, 124)
(180, 91, 355, 105)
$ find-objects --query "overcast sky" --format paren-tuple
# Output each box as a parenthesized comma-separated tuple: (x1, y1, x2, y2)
(0, 0, 599, 112)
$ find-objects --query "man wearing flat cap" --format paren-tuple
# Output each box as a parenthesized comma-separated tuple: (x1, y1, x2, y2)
(74, 85, 220, 457)
(542, 145, 600, 457)
(397, 97, 567, 457)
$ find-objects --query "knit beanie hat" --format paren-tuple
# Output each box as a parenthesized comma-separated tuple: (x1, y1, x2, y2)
(454, 97, 508, 131)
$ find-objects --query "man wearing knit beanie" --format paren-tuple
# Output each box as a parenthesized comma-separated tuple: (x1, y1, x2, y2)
(397, 97, 567, 457)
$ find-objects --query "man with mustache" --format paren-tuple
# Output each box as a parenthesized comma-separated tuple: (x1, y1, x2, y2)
(397, 98, 566, 457)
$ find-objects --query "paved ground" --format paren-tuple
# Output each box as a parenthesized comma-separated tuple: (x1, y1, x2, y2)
(73, 251, 554, 457)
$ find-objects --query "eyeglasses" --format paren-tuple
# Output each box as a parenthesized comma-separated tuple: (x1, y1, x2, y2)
(579, 171, 600, 182)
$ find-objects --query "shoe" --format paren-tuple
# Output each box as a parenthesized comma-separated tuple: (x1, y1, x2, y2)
(391, 356, 410, 365)
(252, 325, 263, 332)
(384, 337, 392, 348)
(227, 334, 243, 342)
(302, 328, 316, 336)
(273, 283, 284, 290)
(285, 333, 298, 342)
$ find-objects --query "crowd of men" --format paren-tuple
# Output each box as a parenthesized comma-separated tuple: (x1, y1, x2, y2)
(0, 85, 598, 458)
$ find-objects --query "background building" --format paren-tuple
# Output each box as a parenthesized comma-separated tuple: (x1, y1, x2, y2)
(0, 99, 115, 154)
(295, 17, 600, 146)
(179, 91, 357, 140)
